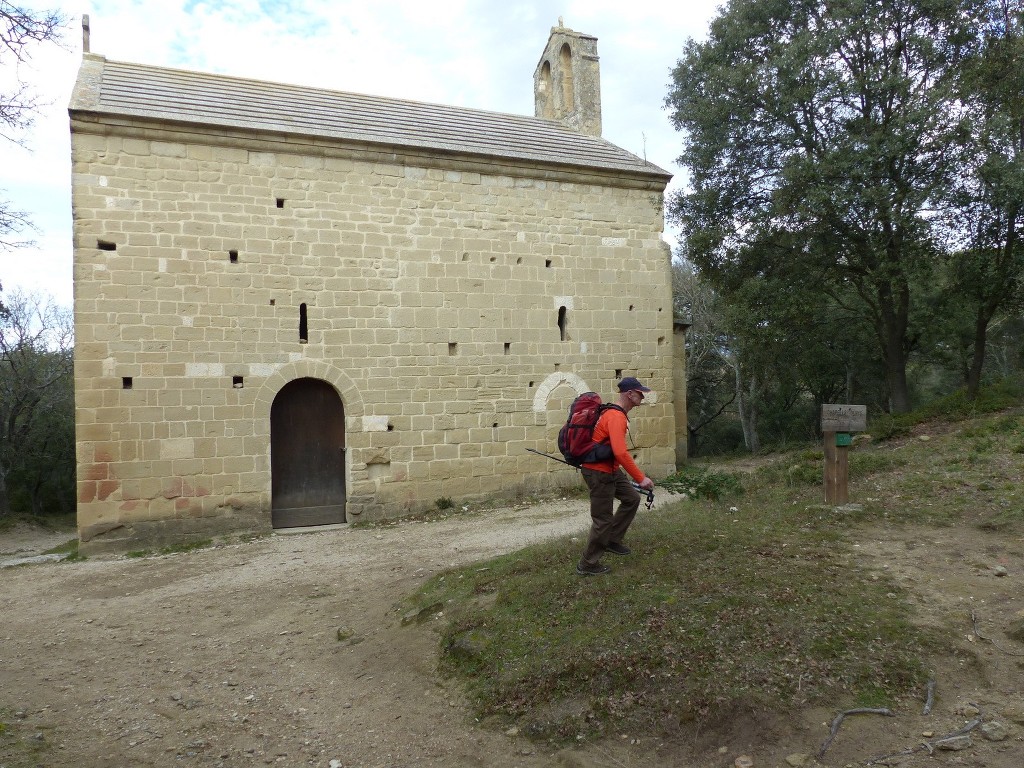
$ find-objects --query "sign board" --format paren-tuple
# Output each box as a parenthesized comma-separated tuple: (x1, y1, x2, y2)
(821, 404, 867, 433)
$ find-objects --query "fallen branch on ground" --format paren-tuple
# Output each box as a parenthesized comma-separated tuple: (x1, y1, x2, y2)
(971, 610, 1024, 657)
(817, 707, 894, 758)
(923, 676, 936, 715)
(867, 705, 984, 765)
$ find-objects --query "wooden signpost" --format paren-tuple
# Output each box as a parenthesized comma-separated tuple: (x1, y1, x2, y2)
(821, 404, 867, 504)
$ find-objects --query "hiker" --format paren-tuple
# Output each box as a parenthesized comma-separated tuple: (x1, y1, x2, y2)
(576, 377, 655, 576)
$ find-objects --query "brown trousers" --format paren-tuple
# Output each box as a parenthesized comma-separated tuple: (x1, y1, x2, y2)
(580, 468, 640, 566)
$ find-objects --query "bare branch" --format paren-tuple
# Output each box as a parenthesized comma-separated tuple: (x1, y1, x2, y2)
(0, 3, 66, 64)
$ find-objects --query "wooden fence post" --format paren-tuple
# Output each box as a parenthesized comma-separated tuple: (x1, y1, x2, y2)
(821, 405, 865, 505)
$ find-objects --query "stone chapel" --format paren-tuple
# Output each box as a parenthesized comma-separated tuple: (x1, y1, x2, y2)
(69, 20, 685, 552)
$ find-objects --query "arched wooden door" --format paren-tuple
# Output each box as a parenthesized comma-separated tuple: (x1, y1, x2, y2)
(270, 378, 346, 528)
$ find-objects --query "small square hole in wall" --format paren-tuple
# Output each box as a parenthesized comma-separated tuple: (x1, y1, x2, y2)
(504, 342, 511, 355)
(629, 304, 634, 311)
(516, 257, 523, 264)
(529, 381, 535, 387)
(276, 198, 285, 209)
(448, 342, 458, 356)
(554, 363, 560, 369)
(492, 422, 499, 428)
(98, 240, 116, 251)
(232, 376, 244, 388)
(658, 336, 665, 345)
(489, 256, 496, 262)
(122, 377, 133, 390)
(462, 253, 469, 262)
(270, 299, 276, 306)
(615, 369, 623, 377)
(387, 423, 394, 432)
(229, 250, 239, 263)
(545, 259, 552, 268)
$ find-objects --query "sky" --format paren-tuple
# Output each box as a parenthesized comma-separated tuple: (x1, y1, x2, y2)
(0, 0, 724, 308)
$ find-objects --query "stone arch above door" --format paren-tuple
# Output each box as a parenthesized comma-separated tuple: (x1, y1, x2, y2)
(252, 361, 364, 436)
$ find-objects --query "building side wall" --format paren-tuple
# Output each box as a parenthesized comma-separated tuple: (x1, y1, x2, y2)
(71, 126, 676, 551)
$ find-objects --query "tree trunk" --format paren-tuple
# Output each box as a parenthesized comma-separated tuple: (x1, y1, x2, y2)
(966, 306, 991, 401)
(879, 278, 913, 414)
(886, 349, 912, 414)
(735, 365, 761, 453)
(0, 462, 10, 517)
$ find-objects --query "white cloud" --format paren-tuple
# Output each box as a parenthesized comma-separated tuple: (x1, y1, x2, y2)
(1, 0, 721, 308)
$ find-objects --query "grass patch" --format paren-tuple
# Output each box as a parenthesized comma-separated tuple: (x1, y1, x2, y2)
(0, 708, 51, 766)
(872, 376, 1024, 441)
(410, 486, 931, 742)
(43, 538, 84, 562)
(405, 402, 1024, 744)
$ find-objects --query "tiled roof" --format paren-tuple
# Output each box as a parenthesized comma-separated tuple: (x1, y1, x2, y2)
(70, 56, 671, 181)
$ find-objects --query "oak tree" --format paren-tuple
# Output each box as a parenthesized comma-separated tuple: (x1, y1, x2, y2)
(666, 0, 980, 413)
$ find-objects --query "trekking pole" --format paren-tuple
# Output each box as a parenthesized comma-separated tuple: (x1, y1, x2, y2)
(525, 448, 655, 509)
(633, 482, 655, 510)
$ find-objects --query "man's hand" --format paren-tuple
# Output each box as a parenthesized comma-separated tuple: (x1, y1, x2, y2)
(638, 476, 654, 491)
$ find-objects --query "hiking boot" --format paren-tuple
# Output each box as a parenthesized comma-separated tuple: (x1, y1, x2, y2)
(576, 561, 611, 576)
(605, 542, 632, 556)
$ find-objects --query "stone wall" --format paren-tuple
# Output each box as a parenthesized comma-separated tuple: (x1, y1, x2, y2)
(71, 122, 676, 551)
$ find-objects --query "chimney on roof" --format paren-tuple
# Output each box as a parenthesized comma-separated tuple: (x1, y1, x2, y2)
(533, 21, 602, 137)
(82, 15, 90, 53)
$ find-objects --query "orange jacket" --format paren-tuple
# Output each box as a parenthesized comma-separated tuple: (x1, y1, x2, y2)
(581, 406, 644, 482)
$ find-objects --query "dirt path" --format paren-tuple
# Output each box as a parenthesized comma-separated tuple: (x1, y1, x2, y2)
(1, 501, 598, 768)
(2, 501, 1024, 768)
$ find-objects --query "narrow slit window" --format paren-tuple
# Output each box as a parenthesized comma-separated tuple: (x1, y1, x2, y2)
(122, 377, 133, 390)
(276, 198, 285, 209)
(229, 250, 239, 263)
(557, 306, 567, 341)
(232, 376, 244, 388)
(615, 369, 623, 378)
(299, 303, 308, 343)
(504, 342, 511, 355)
(98, 240, 116, 251)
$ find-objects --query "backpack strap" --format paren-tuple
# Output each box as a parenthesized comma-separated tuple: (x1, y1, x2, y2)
(592, 403, 626, 445)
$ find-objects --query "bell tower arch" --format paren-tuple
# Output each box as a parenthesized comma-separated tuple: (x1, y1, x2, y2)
(533, 19, 602, 137)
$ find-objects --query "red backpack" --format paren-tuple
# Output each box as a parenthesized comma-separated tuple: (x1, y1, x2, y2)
(557, 392, 624, 466)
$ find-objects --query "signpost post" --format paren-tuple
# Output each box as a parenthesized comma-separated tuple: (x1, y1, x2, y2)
(821, 404, 867, 504)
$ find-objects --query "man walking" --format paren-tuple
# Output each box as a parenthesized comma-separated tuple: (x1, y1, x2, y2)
(576, 377, 656, 576)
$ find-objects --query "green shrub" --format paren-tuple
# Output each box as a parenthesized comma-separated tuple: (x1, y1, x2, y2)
(659, 465, 744, 499)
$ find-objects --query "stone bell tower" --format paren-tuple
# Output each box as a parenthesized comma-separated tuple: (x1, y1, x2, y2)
(533, 19, 602, 137)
